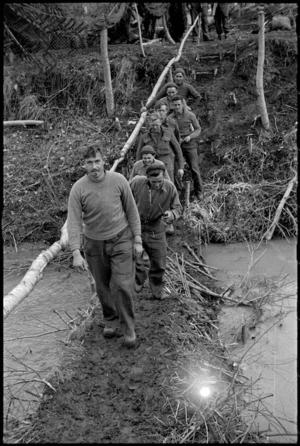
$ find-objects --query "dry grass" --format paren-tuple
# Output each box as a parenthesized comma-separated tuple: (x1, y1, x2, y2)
(183, 124, 297, 244)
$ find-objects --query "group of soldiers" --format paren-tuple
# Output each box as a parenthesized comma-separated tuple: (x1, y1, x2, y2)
(66, 19, 231, 347)
(189, 3, 230, 41)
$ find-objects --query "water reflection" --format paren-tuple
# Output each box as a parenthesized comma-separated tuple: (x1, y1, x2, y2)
(203, 238, 297, 443)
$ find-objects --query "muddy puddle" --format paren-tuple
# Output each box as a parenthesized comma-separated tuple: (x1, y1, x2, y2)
(3, 242, 95, 424)
(4, 238, 297, 442)
(203, 237, 297, 443)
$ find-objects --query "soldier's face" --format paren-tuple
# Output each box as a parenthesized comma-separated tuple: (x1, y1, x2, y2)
(148, 171, 164, 190)
(173, 100, 183, 114)
(150, 119, 161, 133)
(142, 154, 155, 165)
(84, 152, 105, 181)
(158, 105, 168, 120)
(174, 73, 184, 85)
(166, 87, 177, 98)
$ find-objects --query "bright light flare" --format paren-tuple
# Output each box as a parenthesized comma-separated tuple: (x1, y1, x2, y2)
(199, 386, 211, 398)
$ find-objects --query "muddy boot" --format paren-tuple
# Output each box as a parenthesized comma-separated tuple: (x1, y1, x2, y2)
(103, 318, 118, 338)
(124, 330, 137, 348)
(134, 281, 144, 293)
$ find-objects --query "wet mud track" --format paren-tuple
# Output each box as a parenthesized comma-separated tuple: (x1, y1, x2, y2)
(30, 284, 186, 443)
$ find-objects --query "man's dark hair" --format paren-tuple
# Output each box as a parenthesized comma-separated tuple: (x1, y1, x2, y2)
(83, 144, 104, 160)
(166, 84, 178, 91)
(171, 95, 184, 103)
(147, 169, 164, 178)
(154, 99, 169, 110)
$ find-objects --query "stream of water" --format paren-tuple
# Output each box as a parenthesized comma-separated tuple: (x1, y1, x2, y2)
(203, 237, 297, 443)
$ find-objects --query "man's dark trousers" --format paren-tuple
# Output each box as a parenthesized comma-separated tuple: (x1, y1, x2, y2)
(84, 226, 135, 336)
(181, 139, 203, 195)
(135, 220, 167, 299)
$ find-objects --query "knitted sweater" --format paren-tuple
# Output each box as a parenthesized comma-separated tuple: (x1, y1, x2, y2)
(67, 171, 141, 251)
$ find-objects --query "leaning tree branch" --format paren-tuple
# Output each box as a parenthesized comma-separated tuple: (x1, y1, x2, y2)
(263, 174, 297, 241)
(162, 13, 176, 44)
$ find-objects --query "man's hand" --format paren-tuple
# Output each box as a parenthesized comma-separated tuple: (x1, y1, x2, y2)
(177, 169, 184, 179)
(162, 210, 174, 223)
(183, 135, 191, 143)
(73, 250, 88, 272)
(133, 242, 144, 259)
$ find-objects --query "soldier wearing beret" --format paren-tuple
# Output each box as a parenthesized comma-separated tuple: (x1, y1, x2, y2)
(130, 162, 182, 300)
(129, 145, 171, 183)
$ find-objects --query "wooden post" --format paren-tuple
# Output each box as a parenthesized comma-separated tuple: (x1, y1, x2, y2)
(134, 3, 146, 57)
(162, 13, 176, 45)
(256, 9, 270, 130)
(100, 26, 114, 117)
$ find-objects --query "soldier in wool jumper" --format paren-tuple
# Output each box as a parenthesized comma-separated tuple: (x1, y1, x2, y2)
(67, 144, 143, 348)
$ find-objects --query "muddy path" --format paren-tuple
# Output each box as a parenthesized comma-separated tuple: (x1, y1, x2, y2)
(5, 223, 231, 443)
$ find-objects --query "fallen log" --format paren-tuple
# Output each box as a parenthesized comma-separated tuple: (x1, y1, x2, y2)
(4, 222, 68, 320)
(4, 120, 44, 127)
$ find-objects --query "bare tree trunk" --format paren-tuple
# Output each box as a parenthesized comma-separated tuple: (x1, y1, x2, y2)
(134, 3, 145, 57)
(256, 9, 270, 130)
(162, 13, 175, 44)
(100, 27, 114, 117)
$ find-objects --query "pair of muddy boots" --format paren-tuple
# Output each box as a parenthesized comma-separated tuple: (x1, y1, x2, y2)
(103, 319, 136, 348)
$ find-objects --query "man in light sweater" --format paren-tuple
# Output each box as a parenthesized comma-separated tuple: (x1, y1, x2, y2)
(67, 144, 143, 348)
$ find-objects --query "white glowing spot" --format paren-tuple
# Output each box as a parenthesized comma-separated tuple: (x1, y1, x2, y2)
(199, 386, 211, 398)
